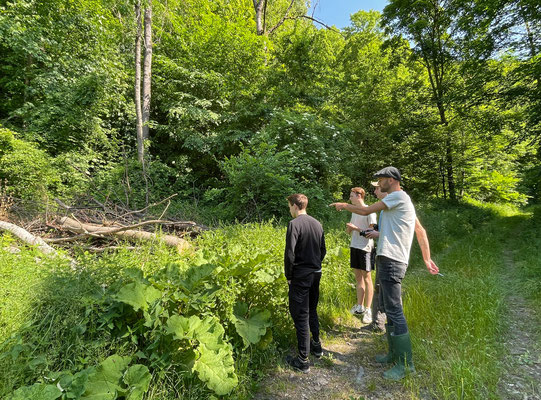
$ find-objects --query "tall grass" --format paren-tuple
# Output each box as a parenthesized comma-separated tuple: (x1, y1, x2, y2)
(403, 200, 526, 399)
(0, 201, 538, 398)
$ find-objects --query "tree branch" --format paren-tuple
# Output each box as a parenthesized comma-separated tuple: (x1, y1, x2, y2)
(270, 15, 341, 35)
(268, 0, 295, 35)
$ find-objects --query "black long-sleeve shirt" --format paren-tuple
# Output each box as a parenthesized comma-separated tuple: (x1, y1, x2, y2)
(284, 214, 326, 281)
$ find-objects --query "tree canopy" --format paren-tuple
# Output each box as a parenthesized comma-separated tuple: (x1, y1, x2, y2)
(0, 0, 539, 220)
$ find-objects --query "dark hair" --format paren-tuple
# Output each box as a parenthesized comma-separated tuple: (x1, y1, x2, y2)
(351, 187, 366, 199)
(287, 193, 308, 210)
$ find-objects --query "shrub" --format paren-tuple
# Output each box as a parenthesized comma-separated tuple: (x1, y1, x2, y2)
(0, 127, 60, 199)
(216, 143, 298, 221)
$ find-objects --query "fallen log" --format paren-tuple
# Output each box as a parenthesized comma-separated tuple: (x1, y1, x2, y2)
(57, 216, 190, 250)
(0, 220, 57, 255)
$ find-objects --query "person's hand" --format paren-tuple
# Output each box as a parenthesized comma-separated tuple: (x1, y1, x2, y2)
(330, 202, 347, 211)
(425, 259, 439, 275)
(365, 230, 379, 239)
(346, 222, 358, 232)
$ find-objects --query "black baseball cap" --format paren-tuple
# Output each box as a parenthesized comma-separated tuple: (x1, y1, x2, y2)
(373, 166, 401, 181)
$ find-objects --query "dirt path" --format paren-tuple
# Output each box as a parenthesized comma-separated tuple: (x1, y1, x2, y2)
(499, 250, 541, 400)
(253, 317, 430, 400)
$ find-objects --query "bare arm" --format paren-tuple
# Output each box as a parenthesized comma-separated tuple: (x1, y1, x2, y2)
(331, 201, 387, 215)
(414, 218, 439, 274)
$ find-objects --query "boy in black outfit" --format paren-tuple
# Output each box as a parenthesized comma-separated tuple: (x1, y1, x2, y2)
(284, 194, 326, 373)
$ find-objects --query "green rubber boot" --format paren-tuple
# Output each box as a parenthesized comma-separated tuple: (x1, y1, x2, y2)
(383, 332, 416, 380)
(375, 324, 395, 364)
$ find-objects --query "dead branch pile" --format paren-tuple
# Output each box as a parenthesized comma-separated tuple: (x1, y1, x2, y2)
(0, 194, 207, 254)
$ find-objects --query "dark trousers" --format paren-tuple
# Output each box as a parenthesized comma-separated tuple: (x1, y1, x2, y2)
(377, 255, 408, 335)
(288, 272, 321, 360)
(371, 261, 387, 328)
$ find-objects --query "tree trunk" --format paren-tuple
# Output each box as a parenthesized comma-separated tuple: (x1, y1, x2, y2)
(142, 3, 152, 142)
(445, 135, 456, 201)
(253, 0, 266, 35)
(439, 159, 447, 199)
(135, 0, 144, 163)
(0, 220, 57, 255)
(436, 100, 456, 202)
(57, 217, 190, 251)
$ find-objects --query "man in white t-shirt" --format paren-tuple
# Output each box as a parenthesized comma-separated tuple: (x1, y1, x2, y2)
(346, 187, 377, 324)
(331, 167, 438, 380)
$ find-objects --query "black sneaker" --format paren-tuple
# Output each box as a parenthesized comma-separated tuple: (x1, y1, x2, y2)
(310, 339, 323, 358)
(361, 322, 385, 333)
(286, 355, 310, 373)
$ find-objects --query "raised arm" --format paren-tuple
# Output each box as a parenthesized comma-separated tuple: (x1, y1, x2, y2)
(414, 218, 439, 275)
(330, 201, 387, 215)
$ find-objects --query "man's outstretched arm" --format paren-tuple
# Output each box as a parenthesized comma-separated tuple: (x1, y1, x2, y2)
(414, 218, 439, 275)
(330, 201, 387, 215)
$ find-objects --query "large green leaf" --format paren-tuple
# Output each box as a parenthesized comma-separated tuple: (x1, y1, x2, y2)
(115, 282, 161, 312)
(123, 365, 151, 400)
(193, 343, 238, 396)
(231, 303, 272, 348)
(228, 253, 269, 277)
(166, 315, 201, 340)
(66, 368, 92, 399)
(193, 317, 226, 351)
(81, 355, 131, 400)
(178, 263, 218, 292)
(8, 384, 62, 400)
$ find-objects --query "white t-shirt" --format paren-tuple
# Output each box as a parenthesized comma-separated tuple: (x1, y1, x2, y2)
(350, 208, 377, 252)
(377, 190, 416, 264)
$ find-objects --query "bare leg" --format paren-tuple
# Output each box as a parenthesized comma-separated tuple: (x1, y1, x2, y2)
(361, 270, 374, 309)
(354, 268, 365, 306)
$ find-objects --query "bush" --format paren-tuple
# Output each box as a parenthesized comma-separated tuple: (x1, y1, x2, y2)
(94, 158, 185, 209)
(0, 127, 60, 199)
(216, 143, 298, 221)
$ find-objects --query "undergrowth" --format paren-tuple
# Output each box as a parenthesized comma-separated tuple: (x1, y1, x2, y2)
(0, 200, 538, 399)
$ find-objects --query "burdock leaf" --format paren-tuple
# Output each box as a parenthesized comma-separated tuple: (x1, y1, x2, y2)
(81, 355, 131, 399)
(166, 315, 201, 340)
(123, 364, 151, 400)
(193, 343, 238, 395)
(115, 282, 161, 312)
(231, 304, 271, 348)
(8, 384, 62, 400)
(194, 317, 226, 351)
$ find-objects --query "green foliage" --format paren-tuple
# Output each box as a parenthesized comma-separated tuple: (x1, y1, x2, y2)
(231, 302, 272, 349)
(216, 142, 297, 221)
(3, 203, 541, 398)
(93, 158, 185, 208)
(0, 127, 60, 199)
(6, 354, 151, 400)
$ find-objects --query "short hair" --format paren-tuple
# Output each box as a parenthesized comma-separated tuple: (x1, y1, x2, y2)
(287, 193, 308, 210)
(351, 187, 365, 199)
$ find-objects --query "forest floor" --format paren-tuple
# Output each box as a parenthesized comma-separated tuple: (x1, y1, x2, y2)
(253, 315, 431, 400)
(254, 246, 541, 400)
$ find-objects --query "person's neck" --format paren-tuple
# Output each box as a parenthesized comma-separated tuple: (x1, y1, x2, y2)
(352, 200, 365, 206)
(386, 184, 401, 194)
(296, 210, 307, 217)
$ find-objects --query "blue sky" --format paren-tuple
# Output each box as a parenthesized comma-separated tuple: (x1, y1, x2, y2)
(309, 0, 390, 29)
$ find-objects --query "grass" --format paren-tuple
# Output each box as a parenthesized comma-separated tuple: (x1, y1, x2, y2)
(0, 200, 540, 398)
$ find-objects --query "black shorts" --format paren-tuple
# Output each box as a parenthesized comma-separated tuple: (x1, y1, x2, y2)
(350, 247, 372, 271)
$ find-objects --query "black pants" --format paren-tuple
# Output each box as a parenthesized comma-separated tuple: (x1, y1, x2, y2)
(288, 272, 321, 360)
(377, 255, 408, 335)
